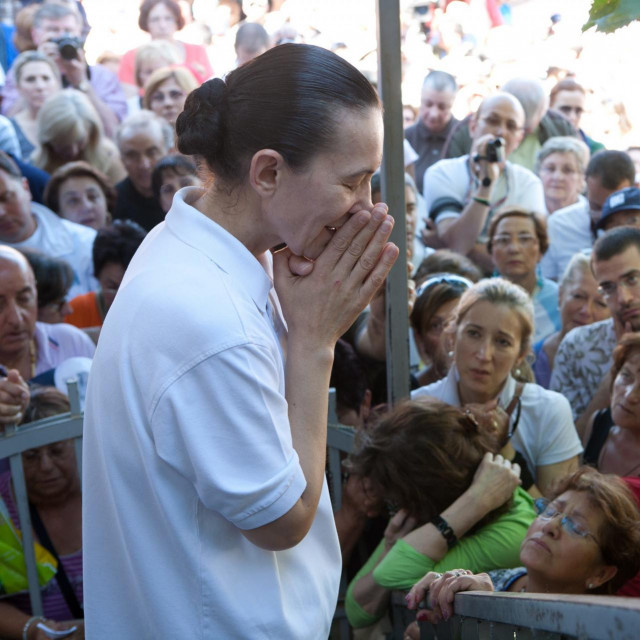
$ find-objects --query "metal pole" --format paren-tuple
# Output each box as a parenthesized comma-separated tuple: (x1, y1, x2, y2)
(376, 0, 410, 406)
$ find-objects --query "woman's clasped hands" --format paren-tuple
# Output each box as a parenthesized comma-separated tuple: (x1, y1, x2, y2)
(273, 203, 399, 347)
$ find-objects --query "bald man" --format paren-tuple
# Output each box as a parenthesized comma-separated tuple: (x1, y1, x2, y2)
(424, 93, 545, 270)
(0, 246, 94, 399)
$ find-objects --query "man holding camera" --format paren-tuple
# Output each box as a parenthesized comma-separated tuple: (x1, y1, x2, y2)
(1, 3, 126, 137)
(424, 92, 545, 271)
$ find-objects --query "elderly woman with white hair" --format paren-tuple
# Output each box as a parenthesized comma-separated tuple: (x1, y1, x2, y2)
(532, 253, 610, 387)
(32, 90, 126, 184)
(535, 136, 590, 215)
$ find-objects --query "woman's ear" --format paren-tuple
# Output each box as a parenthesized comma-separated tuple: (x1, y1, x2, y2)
(586, 564, 618, 592)
(249, 149, 285, 198)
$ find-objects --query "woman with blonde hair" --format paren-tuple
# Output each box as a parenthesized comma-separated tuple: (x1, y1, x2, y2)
(413, 277, 583, 497)
(32, 89, 126, 184)
(9, 51, 61, 159)
(143, 66, 198, 128)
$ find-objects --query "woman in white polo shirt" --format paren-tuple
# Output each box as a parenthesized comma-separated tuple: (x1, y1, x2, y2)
(413, 277, 582, 497)
(82, 44, 399, 639)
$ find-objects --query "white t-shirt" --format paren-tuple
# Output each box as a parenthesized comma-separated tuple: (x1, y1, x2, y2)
(540, 197, 591, 281)
(411, 366, 582, 477)
(82, 187, 341, 639)
(10, 203, 97, 298)
(423, 155, 546, 239)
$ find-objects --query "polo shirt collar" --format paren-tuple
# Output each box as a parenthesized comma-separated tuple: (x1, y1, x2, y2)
(165, 187, 272, 311)
(447, 364, 516, 409)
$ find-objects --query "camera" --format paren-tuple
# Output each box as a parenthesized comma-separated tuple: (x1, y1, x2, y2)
(51, 36, 83, 61)
(485, 137, 505, 164)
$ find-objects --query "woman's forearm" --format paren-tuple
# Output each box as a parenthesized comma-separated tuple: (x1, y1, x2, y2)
(401, 488, 492, 559)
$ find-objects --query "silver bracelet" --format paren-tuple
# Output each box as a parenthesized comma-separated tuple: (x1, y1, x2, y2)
(22, 616, 43, 640)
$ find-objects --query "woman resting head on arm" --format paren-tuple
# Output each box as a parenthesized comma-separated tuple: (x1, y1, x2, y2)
(413, 277, 583, 497)
(407, 467, 640, 624)
(583, 333, 640, 476)
(344, 400, 530, 629)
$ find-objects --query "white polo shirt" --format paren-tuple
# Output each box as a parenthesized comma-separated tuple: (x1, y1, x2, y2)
(82, 187, 341, 639)
(412, 366, 582, 477)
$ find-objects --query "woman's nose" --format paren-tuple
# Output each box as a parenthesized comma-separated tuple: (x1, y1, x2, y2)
(476, 339, 492, 360)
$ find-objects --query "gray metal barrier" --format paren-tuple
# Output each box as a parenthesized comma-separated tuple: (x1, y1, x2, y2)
(416, 591, 640, 640)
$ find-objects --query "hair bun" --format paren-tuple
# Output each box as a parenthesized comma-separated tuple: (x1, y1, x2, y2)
(176, 78, 226, 158)
(200, 77, 226, 103)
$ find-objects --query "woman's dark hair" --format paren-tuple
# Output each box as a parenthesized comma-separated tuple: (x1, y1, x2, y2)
(43, 161, 117, 215)
(21, 386, 70, 424)
(410, 275, 468, 338)
(93, 220, 147, 279)
(151, 154, 199, 202)
(548, 467, 640, 594)
(415, 249, 482, 286)
(330, 339, 368, 415)
(138, 0, 185, 33)
(487, 206, 549, 255)
(345, 400, 504, 526)
(20, 248, 74, 308)
(176, 43, 380, 188)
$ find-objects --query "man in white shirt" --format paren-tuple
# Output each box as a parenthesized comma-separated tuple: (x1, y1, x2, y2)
(0, 152, 96, 298)
(425, 93, 545, 272)
(541, 150, 636, 280)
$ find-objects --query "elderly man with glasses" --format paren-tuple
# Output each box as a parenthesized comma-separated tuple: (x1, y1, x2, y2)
(424, 93, 545, 273)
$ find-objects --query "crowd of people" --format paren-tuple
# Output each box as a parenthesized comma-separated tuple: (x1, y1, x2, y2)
(0, 1, 639, 639)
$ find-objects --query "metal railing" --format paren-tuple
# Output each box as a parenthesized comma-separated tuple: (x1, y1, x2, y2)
(0, 380, 83, 617)
(413, 591, 640, 640)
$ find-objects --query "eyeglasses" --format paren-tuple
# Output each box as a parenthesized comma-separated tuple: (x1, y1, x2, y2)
(480, 114, 524, 134)
(534, 498, 599, 544)
(597, 270, 640, 300)
(416, 273, 473, 299)
(492, 233, 538, 249)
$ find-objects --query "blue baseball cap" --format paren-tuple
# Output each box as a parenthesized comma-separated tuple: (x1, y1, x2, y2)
(597, 187, 640, 230)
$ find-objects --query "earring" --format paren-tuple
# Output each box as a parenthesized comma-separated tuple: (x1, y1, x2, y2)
(448, 351, 454, 357)
(588, 583, 595, 589)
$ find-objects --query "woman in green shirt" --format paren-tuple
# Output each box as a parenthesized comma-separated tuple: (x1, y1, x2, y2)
(344, 401, 536, 630)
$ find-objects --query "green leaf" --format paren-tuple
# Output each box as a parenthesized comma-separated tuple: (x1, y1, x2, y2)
(582, 0, 640, 33)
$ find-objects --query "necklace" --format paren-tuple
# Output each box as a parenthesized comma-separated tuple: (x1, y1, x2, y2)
(29, 339, 36, 379)
(599, 435, 640, 477)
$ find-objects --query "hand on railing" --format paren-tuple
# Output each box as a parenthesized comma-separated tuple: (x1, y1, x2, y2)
(405, 569, 493, 623)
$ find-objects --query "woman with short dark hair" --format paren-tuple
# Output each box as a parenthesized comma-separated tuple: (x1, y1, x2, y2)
(20, 248, 74, 324)
(487, 206, 561, 342)
(44, 161, 116, 230)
